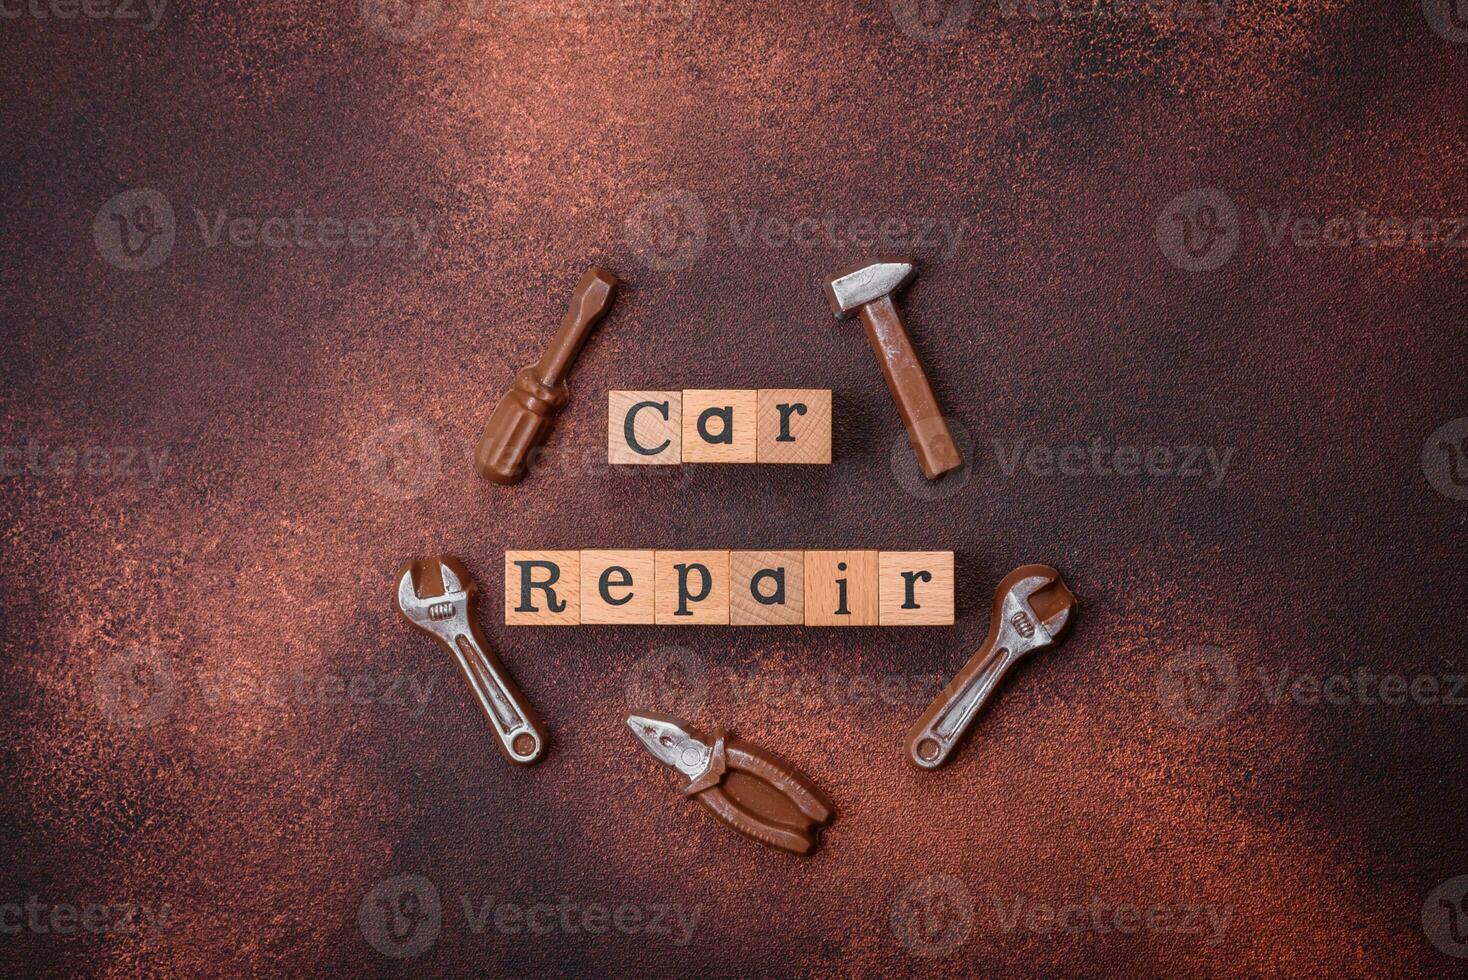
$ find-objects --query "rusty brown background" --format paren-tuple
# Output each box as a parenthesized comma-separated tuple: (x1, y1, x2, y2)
(2, 0, 1466, 975)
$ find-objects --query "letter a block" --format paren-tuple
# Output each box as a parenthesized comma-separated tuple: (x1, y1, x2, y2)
(608, 391, 681, 465)
(730, 550, 805, 625)
(680, 390, 758, 463)
(504, 551, 581, 625)
(878, 552, 955, 625)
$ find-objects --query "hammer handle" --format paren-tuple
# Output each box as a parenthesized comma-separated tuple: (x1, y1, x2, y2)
(857, 296, 962, 479)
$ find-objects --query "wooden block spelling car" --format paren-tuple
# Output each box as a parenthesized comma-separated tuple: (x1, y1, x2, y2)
(503, 550, 952, 626)
(609, 389, 831, 465)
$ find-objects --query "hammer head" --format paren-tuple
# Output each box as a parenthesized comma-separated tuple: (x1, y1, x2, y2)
(822, 259, 915, 318)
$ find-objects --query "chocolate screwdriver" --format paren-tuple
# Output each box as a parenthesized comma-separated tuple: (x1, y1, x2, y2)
(475, 267, 620, 485)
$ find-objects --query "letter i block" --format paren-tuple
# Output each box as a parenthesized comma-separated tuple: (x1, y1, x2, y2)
(730, 551, 805, 625)
(504, 551, 581, 625)
(756, 389, 832, 464)
(681, 390, 757, 463)
(654, 551, 730, 624)
(803, 551, 879, 626)
(580, 550, 655, 625)
(878, 552, 955, 625)
(609, 391, 681, 465)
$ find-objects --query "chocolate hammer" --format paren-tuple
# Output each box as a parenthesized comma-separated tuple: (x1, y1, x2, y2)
(823, 259, 961, 480)
(475, 267, 620, 484)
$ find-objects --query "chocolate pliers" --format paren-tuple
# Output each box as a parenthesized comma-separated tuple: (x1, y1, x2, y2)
(626, 713, 834, 856)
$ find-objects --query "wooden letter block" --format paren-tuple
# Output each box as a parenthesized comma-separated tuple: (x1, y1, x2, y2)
(504, 551, 581, 625)
(756, 389, 832, 464)
(803, 551, 879, 626)
(580, 550, 655, 625)
(609, 391, 682, 465)
(680, 390, 757, 463)
(730, 551, 805, 626)
(879, 552, 955, 626)
(654, 551, 730, 625)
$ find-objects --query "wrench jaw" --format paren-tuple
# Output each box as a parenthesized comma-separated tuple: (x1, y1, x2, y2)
(1000, 569, 1078, 659)
(396, 558, 474, 640)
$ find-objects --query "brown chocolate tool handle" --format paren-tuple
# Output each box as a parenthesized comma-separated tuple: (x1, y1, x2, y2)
(857, 295, 962, 480)
(452, 616, 547, 766)
(690, 736, 834, 856)
(537, 267, 620, 386)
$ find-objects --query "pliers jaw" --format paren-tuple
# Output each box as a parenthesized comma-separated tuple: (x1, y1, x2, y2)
(626, 713, 714, 782)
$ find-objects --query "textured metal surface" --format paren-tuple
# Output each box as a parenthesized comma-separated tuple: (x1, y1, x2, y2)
(2, 0, 1467, 975)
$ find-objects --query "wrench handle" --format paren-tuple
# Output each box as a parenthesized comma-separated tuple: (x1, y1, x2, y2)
(447, 622, 546, 766)
(906, 643, 1019, 770)
(857, 295, 961, 480)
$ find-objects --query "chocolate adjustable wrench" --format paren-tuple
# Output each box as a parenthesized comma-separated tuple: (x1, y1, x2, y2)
(906, 565, 1077, 770)
(627, 713, 834, 856)
(397, 556, 546, 765)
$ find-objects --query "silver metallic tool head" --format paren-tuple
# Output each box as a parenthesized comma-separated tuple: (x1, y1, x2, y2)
(396, 557, 474, 638)
(998, 573, 1074, 656)
(626, 712, 713, 781)
(822, 259, 915, 318)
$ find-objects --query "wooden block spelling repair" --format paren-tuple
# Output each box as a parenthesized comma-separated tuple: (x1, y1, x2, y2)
(580, 550, 656, 625)
(756, 389, 832, 464)
(504, 551, 581, 625)
(878, 552, 955, 626)
(608, 391, 682, 465)
(803, 551, 879, 626)
(730, 551, 805, 626)
(681, 390, 758, 464)
(654, 551, 731, 625)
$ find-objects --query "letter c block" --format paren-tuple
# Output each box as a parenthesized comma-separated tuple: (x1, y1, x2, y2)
(609, 391, 682, 465)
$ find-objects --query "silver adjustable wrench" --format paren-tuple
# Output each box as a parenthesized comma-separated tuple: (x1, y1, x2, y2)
(905, 565, 1077, 770)
(396, 556, 547, 766)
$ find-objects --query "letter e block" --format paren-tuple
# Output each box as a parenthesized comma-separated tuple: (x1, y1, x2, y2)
(504, 551, 581, 624)
(654, 550, 730, 624)
(609, 391, 681, 465)
(879, 552, 954, 625)
(681, 390, 757, 463)
(730, 550, 805, 626)
(757, 389, 832, 464)
(804, 550, 879, 626)
(581, 550, 655, 624)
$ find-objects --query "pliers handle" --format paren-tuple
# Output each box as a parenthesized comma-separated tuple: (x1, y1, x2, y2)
(683, 730, 834, 856)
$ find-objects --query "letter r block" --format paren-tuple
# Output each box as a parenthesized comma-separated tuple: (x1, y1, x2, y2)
(878, 552, 954, 625)
(609, 391, 681, 465)
(757, 389, 832, 464)
(504, 551, 581, 625)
